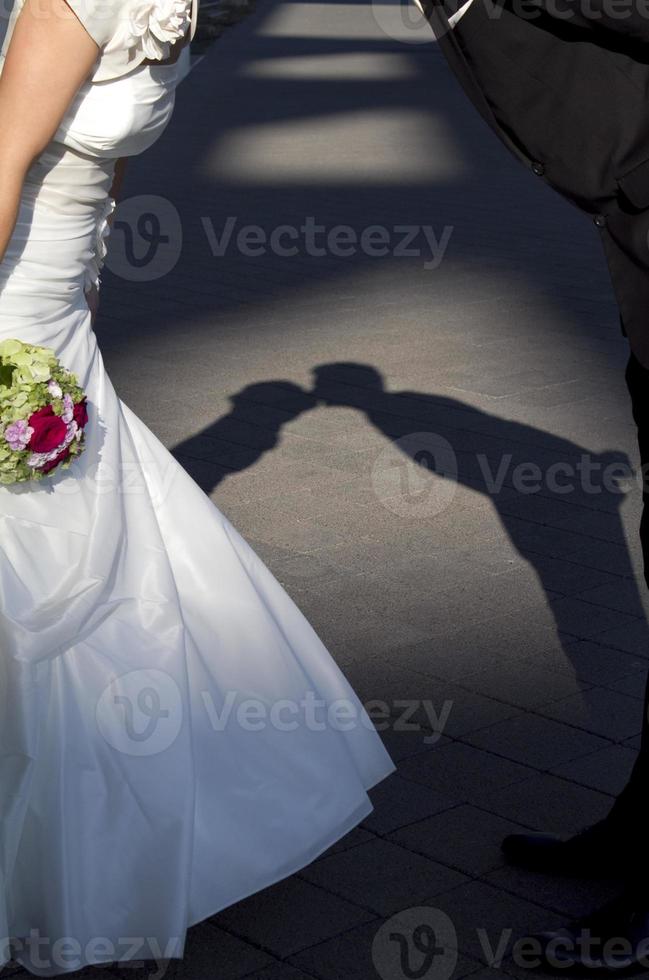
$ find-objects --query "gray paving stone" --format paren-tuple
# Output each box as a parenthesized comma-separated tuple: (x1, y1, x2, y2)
(397, 741, 536, 804)
(376, 727, 453, 763)
(527, 640, 647, 686)
(313, 826, 377, 859)
(498, 495, 593, 529)
(502, 955, 649, 980)
(547, 598, 641, 641)
(550, 743, 638, 795)
(428, 686, 524, 738)
(506, 520, 606, 562)
(625, 733, 643, 750)
(387, 612, 556, 683)
(268, 552, 361, 595)
(289, 918, 479, 980)
(337, 659, 461, 725)
(362, 774, 457, 835)
(300, 838, 468, 916)
(471, 960, 529, 980)
(606, 671, 648, 697)
(218, 499, 351, 553)
(463, 713, 609, 769)
(482, 866, 623, 919)
(422, 881, 565, 964)
(3, 970, 118, 980)
(457, 660, 591, 710)
(244, 966, 318, 980)
(576, 578, 649, 616)
(517, 555, 618, 597)
(539, 686, 643, 740)
(212, 878, 375, 958)
(109, 922, 274, 980)
(343, 669, 525, 740)
(477, 773, 613, 836)
(565, 538, 645, 579)
(310, 613, 434, 663)
(596, 619, 649, 657)
(467, 969, 529, 980)
(552, 509, 637, 546)
(389, 804, 528, 877)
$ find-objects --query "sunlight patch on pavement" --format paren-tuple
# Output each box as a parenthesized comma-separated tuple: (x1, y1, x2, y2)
(202, 108, 467, 184)
(238, 52, 421, 79)
(256, 1, 433, 43)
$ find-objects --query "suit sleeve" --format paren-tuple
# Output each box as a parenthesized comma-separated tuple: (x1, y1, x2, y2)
(507, 0, 649, 46)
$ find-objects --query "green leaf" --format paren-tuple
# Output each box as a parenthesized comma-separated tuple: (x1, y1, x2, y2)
(0, 364, 14, 388)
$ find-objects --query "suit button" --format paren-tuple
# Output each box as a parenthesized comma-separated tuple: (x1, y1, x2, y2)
(532, 162, 545, 176)
(594, 214, 606, 228)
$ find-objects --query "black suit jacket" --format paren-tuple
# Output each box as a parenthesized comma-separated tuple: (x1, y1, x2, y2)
(419, 0, 649, 366)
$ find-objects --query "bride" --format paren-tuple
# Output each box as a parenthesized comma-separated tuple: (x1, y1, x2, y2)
(0, 2, 396, 974)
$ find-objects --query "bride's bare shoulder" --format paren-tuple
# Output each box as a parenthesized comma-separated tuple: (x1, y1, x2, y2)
(0, 0, 99, 121)
(0, 0, 98, 232)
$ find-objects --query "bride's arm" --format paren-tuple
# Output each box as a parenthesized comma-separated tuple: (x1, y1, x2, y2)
(0, 0, 99, 264)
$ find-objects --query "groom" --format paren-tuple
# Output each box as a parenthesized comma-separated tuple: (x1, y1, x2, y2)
(413, 0, 649, 970)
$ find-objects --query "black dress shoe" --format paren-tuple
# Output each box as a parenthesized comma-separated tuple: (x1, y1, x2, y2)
(530, 893, 649, 973)
(502, 820, 624, 877)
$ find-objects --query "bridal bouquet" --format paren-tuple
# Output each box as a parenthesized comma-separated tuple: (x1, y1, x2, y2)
(0, 339, 88, 484)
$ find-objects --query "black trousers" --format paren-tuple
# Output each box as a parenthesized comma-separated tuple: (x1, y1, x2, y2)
(627, 353, 649, 595)
(607, 353, 649, 854)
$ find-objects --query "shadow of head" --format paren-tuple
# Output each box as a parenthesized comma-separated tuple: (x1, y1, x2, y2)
(312, 362, 385, 405)
(229, 380, 318, 417)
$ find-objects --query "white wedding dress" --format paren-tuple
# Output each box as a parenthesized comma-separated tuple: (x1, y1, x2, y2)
(0, 8, 395, 975)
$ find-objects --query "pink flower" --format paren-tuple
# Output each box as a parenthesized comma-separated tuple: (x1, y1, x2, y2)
(4, 419, 34, 451)
(40, 447, 71, 474)
(62, 393, 74, 423)
(27, 405, 67, 454)
(26, 420, 78, 472)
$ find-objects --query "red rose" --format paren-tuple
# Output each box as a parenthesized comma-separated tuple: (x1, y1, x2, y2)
(73, 398, 88, 430)
(28, 405, 67, 453)
(40, 447, 70, 474)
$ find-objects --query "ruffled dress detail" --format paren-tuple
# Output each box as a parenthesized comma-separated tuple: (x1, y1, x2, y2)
(113, 0, 192, 62)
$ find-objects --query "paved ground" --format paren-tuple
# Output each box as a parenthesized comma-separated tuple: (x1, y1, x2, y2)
(20, 1, 649, 977)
